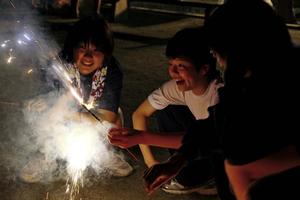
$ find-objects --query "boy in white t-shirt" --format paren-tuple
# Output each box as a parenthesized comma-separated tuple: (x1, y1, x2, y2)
(109, 27, 223, 194)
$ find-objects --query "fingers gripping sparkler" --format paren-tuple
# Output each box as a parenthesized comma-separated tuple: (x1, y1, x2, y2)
(81, 104, 139, 161)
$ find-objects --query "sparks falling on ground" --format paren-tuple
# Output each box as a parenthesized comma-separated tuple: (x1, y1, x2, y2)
(63, 127, 99, 200)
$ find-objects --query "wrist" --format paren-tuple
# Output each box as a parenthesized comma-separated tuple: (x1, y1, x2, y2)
(136, 130, 149, 144)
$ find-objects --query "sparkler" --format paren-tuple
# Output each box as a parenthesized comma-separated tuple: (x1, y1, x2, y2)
(8, 0, 16, 8)
(82, 101, 139, 161)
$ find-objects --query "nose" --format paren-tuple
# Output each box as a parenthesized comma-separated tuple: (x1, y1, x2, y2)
(84, 50, 93, 58)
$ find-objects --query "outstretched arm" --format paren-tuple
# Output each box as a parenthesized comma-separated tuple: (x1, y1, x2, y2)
(108, 127, 183, 149)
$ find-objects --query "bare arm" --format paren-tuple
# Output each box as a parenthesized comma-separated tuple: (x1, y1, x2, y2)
(225, 146, 300, 200)
(108, 128, 183, 149)
(224, 160, 251, 200)
(132, 99, 158, 167)
(142, 131, 183, 149)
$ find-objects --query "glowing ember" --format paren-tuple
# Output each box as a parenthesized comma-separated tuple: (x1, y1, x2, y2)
(27, 69, 33, 74)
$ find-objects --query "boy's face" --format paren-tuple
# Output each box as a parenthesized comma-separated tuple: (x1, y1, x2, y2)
(168, 58, 203, 92)
(74, 42, 105, 75)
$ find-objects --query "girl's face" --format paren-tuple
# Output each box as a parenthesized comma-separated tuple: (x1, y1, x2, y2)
(74, 42, 105, 75)
(168, 57, 204, 92)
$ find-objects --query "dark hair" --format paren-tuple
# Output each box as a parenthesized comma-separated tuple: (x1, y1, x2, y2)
(205, 0, 294, 88)
(166, 27, 219, 82)
(61, 15, 114, 63)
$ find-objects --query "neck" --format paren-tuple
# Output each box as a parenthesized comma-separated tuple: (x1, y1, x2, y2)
(192, 80, 210, 95)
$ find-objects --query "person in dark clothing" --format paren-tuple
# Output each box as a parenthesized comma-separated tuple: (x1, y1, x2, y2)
(61, 15, 123, 123)
(143, 1, 300, 200)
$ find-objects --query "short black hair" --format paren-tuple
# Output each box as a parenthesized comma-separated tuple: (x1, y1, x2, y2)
(166, 27, 218, 81)
(61, 15, 114, 63)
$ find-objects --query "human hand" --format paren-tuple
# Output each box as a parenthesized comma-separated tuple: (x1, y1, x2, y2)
(143, 154, 187, 195)
(98, 120, 116, 136)
(143, 163, 176, 195)
(108, 127, 141, 148)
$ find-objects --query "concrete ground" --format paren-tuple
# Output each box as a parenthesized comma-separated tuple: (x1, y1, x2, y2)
(1, 6, 300, 200)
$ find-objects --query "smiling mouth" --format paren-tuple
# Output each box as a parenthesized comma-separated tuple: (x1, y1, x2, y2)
(81, 62, 93, 67)
(175, 80, 185, 85)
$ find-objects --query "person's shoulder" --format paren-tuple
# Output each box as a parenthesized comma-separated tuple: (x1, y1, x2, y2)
(108, 56, 122, 69)
(160, 79, 182, 94)
(208, 79, 224, 95)
(106, 56, 123, 76)
(211, 78, 224, 88)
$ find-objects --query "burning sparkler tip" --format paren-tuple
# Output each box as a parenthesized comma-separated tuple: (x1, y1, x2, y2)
(27, 69, 33, 74)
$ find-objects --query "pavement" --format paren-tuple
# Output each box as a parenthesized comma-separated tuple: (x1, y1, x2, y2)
(0, 5, 300, 200)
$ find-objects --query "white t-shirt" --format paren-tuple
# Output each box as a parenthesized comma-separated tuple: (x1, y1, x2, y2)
(148, 79, 223, 120)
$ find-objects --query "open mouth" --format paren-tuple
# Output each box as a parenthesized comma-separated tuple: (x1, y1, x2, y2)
(175, 80, 185, 85)
(81, 62, 93, 67)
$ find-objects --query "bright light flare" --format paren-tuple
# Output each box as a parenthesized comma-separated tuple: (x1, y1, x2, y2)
(17, 39, 27, 45)
(66, 133, 92, 172)
(58, 124, 105, 200)
(51, 62, 95, 110)
(59, 124, 104, 182)
(23, 33, 32, 41)
(27, 69, 33, 74)
(69, 87, 83, 105)
(7, 55, 16, 64)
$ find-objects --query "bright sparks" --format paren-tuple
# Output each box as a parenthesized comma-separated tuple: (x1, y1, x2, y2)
(59, 124, 105, 200)
(27, 69, 33, 74)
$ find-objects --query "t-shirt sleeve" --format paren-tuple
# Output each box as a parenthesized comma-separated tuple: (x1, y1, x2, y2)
(148, 80, 185, 110)
(97, 57, 123, 113)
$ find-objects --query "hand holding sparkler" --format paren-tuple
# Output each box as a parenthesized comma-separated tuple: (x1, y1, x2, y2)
(108, 127, 142, 149)
(93, 119, 139, 162)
